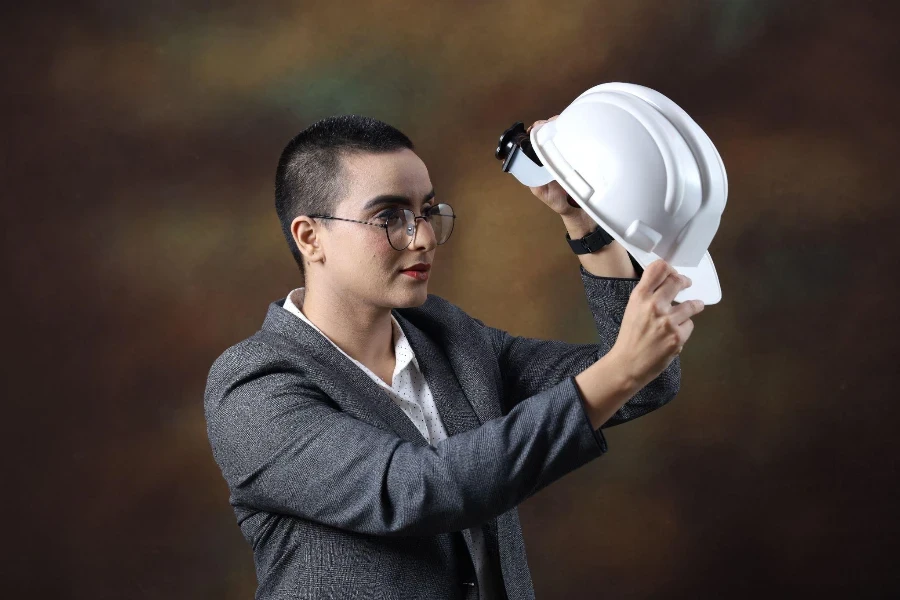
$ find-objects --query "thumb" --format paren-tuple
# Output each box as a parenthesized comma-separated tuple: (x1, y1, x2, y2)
(526, 120, 548, 134)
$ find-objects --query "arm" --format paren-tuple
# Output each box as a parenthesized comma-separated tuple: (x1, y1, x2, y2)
(473, 263, 680, 428)
(485, 173, 679, 425)
(204, 341, 608, 538)
(561, 211, 642, 280)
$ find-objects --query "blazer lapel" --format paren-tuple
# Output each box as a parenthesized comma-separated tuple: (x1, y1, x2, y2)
(394, 301, 503, 425)
(393, 312, 482, 437)
(258, 300, 429, 445)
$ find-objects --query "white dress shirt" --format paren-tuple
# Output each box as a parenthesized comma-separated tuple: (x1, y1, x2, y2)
(282, 287, 497, 598)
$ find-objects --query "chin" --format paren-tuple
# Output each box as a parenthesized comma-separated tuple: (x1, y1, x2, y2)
(393, 285, 429, 308)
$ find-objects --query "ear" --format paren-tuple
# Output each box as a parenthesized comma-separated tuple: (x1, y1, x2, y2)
(292, 216, 324, 264)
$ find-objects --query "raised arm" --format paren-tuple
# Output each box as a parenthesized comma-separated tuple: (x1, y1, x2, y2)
(204, 341, 611, 538)
(473, 264, 681, 428)
(506, 141, 682, 427)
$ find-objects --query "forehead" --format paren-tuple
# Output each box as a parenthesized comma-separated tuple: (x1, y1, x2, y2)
(340, 149, 433, 211)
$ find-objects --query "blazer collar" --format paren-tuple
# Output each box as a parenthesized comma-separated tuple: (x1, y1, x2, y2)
(256, 297, 501, 446)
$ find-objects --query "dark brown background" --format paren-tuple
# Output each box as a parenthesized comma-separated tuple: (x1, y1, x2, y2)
(4, 1, 900, 598)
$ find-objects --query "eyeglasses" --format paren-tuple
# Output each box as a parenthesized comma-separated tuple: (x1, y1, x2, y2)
(307, 203, 456, 251)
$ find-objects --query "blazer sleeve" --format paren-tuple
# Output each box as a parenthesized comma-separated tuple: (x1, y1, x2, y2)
(473, 264, 681, 428)
(204, 340, 607, 538)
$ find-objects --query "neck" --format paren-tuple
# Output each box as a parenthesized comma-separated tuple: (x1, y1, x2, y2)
(296, 285, 395, 368)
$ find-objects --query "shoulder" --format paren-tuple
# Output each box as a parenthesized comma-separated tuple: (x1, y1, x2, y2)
(208, 337, 273, 374)
(204, 334, 292, 405)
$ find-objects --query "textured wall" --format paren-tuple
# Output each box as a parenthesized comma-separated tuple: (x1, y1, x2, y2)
(4, 0, 899, 597)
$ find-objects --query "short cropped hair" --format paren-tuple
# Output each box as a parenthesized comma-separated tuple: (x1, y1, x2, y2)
(274, 115, 414, 279)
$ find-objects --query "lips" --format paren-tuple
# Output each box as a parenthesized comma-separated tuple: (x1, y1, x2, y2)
(400, 263, 431, 272)
(400, 263, 430, 282)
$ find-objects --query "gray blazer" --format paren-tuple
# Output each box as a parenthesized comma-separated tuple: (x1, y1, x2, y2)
(204, 265, 680, 599)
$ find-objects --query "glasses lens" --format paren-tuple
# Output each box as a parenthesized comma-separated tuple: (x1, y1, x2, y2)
(386, 210, 413, 250)
(427, 204, 455, 245)
(385, 205, 455, 250)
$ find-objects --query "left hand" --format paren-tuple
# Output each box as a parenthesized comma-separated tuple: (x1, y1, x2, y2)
(526, 116, 583, 217)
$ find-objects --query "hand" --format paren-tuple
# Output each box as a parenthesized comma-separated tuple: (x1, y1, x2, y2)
(525, 116, 582, 217)
(607, 259, 705, 389)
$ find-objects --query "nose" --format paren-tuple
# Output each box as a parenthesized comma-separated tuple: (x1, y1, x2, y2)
(410, 216, 437, 251)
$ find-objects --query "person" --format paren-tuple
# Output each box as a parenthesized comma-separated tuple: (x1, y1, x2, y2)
(203, 115, 703, 600)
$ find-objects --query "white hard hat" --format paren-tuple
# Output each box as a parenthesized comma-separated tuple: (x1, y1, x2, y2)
(497, 82, 728, 305)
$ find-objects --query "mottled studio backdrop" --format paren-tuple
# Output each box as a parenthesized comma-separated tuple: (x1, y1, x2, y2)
(4, 0, 900, 598)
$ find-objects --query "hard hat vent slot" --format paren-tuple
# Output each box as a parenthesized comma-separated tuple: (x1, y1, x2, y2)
(540, 138, 594, 202)
(624, 220, 662, 253)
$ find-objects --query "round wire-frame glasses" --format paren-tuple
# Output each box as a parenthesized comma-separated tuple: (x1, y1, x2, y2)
(307, 203, 456, 251)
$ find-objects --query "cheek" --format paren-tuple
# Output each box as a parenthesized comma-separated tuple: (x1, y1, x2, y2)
(371, 237, 397, 262)
(373, 247, 396, 268)
(349, 229, 394, 266)
(358, 242, 395, 271)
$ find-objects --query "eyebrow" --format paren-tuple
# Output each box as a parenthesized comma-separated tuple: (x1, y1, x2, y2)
(361, 189, 436, 213)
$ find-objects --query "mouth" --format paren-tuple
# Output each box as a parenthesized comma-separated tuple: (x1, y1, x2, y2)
(400, 263, 431, 281)
(400, 270, 429, 281)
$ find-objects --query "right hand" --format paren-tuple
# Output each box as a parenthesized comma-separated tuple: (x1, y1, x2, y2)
(609, 259, 704, 389)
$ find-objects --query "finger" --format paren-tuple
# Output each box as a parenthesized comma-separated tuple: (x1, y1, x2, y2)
(654, 273, 692, 305)
(670, 298, 704, 325)
(526, 120, 547, 133)
(636, 259, 676, 295)
(675, 317, 695, 347)
(527, 116, 560, 133)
